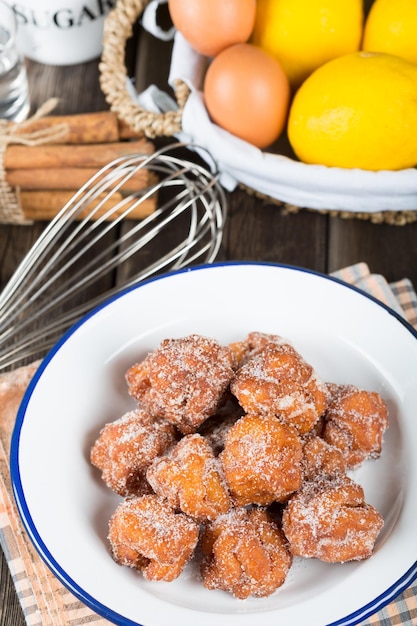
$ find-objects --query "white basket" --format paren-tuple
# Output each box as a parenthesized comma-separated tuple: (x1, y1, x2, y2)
(99, 0, 417, 225)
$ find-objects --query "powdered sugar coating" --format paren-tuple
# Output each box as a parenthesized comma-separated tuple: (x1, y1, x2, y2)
(147, 433, 232, 522)
(323, 383, 389, 468)
(231, 341, 328, 434)
(282, 475, 384, 563)
(90, 408, 177, 497)
(108, 494, 199, 582)
(220, 413, 303, 506)
(301, 433, 347, 481)
(201, 507, 293, 599)
(126, 334, 236, 435)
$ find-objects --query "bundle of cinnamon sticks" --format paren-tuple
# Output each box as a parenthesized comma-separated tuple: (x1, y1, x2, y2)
(4, 110, 157, 221)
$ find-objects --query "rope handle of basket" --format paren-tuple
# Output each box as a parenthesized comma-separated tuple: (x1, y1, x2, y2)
(99, 0, 189, 139)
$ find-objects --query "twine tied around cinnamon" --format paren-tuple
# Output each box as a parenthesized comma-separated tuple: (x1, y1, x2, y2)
(0, 98, 68, 224)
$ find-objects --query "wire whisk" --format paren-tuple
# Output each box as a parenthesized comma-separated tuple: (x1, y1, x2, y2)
(0, 142, 227, 370)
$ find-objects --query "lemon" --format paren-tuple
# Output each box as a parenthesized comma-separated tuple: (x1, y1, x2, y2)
(251, 0, 364, 90)
(287, 51, 417, 171)
(363, 0, 417, 65)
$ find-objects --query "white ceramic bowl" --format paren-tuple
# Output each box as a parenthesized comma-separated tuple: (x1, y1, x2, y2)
(11, 262, 417, 626)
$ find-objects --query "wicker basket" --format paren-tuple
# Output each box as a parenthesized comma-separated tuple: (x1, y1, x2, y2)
(99, 0, 417, 225)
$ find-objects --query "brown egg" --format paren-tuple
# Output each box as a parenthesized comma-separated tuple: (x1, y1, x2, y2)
(204, 43, 291, 149)
(168, 0, 256, 57)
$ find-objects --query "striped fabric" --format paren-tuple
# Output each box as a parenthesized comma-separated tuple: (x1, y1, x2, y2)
(0, 263, 416, 626)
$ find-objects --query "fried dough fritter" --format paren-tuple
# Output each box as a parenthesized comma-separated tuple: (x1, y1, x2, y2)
(147, 433, 232, 522)
(231, 339, 328, 434)
(126, 334, 236, 434)
(201, 507, 293, 598)
(220, 413, 303, 506)
(108, 494, 199, 582)
(301, 433, 347, 481)
(282, 475, 384, 563)
(90, 408, 177, 497)
(323, 383, 389, 468)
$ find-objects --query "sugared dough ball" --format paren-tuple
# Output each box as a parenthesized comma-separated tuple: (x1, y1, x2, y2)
(220, 413, 303, 506)
(322, 383, 389, 468)
(201, 507, 293, 598)
(301, 433, 347, 481)
(231, 340, 328, 434)
(147, 433, 231, 522)
(126, 334, 236, 434)
(108, 495, 199, 582)
(90, 408, 177, 496)
(282, 475, 384, 563)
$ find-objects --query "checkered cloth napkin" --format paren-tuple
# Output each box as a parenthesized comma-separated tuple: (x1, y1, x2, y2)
(0, 262, 416, 626)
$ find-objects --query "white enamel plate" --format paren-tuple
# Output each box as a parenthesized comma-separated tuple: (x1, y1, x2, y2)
(11, 263, 417, 626)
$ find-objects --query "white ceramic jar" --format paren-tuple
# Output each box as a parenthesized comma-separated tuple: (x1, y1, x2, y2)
(5, 0, 114, 65)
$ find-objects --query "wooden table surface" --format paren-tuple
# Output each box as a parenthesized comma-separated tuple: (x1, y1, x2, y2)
(1, 23, 417, 626)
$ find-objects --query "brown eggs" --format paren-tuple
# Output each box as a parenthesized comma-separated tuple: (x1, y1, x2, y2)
(204, 43, 291, 149)
(168, 0, 256, 57)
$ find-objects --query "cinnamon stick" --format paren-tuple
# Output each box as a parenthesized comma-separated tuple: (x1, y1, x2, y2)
(19, 190, 157, 221)
(7, 167, 158, 191)
(118, 118, 146, 140)
(5, 139, 154, 170)
(14, 110, 145, 144)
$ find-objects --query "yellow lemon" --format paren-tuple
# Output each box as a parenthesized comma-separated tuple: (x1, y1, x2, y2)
(251, 0, 364, 90)
(287, 51, 417, 171)
(363, 0, 417, 65)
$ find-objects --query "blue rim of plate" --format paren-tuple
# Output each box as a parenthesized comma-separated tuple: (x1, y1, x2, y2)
(10, 261, 417, 626)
